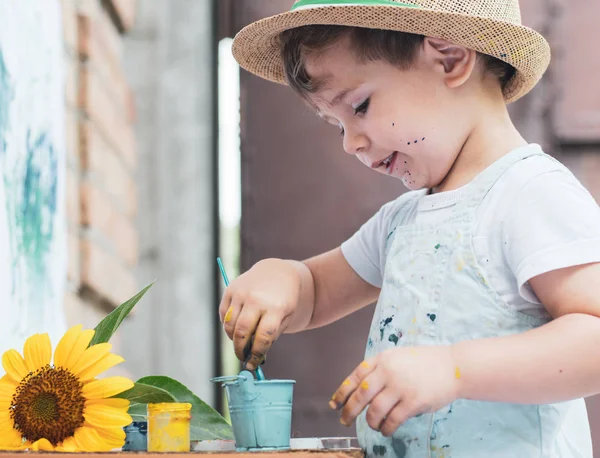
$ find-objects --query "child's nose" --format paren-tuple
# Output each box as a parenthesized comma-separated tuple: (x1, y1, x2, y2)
(342, 129, 369, 156)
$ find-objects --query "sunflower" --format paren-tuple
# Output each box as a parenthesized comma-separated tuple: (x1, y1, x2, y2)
(0, 325, 134, 451)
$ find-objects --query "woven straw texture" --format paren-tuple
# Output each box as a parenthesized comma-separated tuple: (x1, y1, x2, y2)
(232, 0, 551, 103)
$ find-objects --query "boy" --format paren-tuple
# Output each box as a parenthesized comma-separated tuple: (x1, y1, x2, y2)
(221, 1, 600, 456)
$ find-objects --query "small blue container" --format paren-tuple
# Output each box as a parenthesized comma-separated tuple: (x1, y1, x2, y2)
(212, 370, 295, 451)
(122, 421, 148, 451)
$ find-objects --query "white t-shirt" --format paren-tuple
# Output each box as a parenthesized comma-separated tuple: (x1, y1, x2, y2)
(341, 144, 600, 317)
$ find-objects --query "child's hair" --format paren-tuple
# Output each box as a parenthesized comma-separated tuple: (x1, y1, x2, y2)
(280, 25, 516, 98)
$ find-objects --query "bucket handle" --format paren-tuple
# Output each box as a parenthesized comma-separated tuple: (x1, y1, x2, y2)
(210, 375, 242, 384)
(210, 367, 265, 385)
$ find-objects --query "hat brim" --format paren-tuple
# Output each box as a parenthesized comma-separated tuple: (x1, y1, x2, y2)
(232, 5, 550, 103)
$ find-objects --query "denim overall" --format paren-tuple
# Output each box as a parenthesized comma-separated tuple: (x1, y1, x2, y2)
(357, 147, 592, 457)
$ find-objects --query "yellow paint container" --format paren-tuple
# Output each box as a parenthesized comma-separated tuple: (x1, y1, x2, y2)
(147, 402, 192, 452)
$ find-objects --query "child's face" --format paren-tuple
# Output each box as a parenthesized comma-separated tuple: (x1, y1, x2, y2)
(304, 37, 475, 191)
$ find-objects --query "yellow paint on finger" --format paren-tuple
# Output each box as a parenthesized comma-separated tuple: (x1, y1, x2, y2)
(360, 381, 369, 391)
(455, 367, 461, 379)
(343, 379, 351, 386)
(409, 349, 418, 356)
(360, 361, 370, 369)
(224, 307, 233, 323)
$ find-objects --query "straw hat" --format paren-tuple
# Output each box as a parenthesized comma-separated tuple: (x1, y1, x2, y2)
(232, 0, 550, 103)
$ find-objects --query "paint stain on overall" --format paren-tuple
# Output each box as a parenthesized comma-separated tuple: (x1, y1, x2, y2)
(391, 438, 408, 457)
(380, 316, 394, 339)
(427, 313, 437, 322)
(456, 254, 466, 271)
(388, 330, 402, 345)
(372, 444, 387, 456)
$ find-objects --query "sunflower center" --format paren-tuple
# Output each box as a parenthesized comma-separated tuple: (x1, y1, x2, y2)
(10, 364, 86, 445)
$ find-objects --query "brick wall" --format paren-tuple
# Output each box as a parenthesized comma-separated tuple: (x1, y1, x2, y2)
(60, 0, 138, 369)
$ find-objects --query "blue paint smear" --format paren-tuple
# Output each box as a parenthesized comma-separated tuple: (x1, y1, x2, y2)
(17, 129, 58, 280)
(4, 127, 58, 302)
(0, 47, 14, 155)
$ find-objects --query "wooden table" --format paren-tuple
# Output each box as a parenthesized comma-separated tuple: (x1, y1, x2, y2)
(0, 451, 364, 458)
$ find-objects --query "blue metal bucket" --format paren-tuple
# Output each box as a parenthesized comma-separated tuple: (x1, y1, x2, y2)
(212, 370, 295, 451)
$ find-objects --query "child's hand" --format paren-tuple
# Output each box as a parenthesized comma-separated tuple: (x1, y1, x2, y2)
(330, 346, 460, 436)
(218, 259, 302, 370)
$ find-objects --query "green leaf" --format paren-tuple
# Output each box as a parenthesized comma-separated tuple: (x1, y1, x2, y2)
(89, 282, 154, 346)
(115, 382, 176, 404)
(133, 376, 234, 441)
(127, 403, 151, 422)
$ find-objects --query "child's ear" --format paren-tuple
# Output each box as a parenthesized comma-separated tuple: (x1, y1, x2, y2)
(422, 37, 477, 90)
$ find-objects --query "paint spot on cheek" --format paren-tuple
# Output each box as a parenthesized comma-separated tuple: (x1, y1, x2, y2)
(455, 367, 461, 379)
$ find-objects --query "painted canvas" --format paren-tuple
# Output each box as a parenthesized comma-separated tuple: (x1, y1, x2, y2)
(0, 1, 67, 356)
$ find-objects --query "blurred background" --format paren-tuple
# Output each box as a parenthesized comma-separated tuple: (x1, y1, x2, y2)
(1, 0, 599, 450)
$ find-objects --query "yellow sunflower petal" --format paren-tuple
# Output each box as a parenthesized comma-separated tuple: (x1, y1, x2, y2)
(0, 409, 12, 426)
(84, 425, 126, 448)
(61, 327, 95, 370)
(0, 375, 16, 384)
(0, 423, 26, 449)
(82, 377, 134, 399)
(70, 343, 112, 377)
(30, 438, 55, 451)
(53, 324, 82, 368)
(0, 380, 16, 404)
(77, 353, 125, 381)
(2, 350, 28, 383)
(74, 426, 115, 452)
(84, 404, 132, 429)
(86, 397, 130, 409)
(56, 437, 77, 452)
(23, 333, 52, 372)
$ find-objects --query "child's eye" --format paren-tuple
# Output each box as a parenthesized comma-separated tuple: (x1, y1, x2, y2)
(354, 98, 370, 116)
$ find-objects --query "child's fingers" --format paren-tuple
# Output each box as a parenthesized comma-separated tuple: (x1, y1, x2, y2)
(365, 387, 401, 432)
(339, 372, 385, 427)
(233, 307, 262, 362)
(222, 297, 243, 340)
(379, 401, 423, 437)
(244, 313, 282, 370)
(330, 358, 376, 410)
(218, 290, 233, 322)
